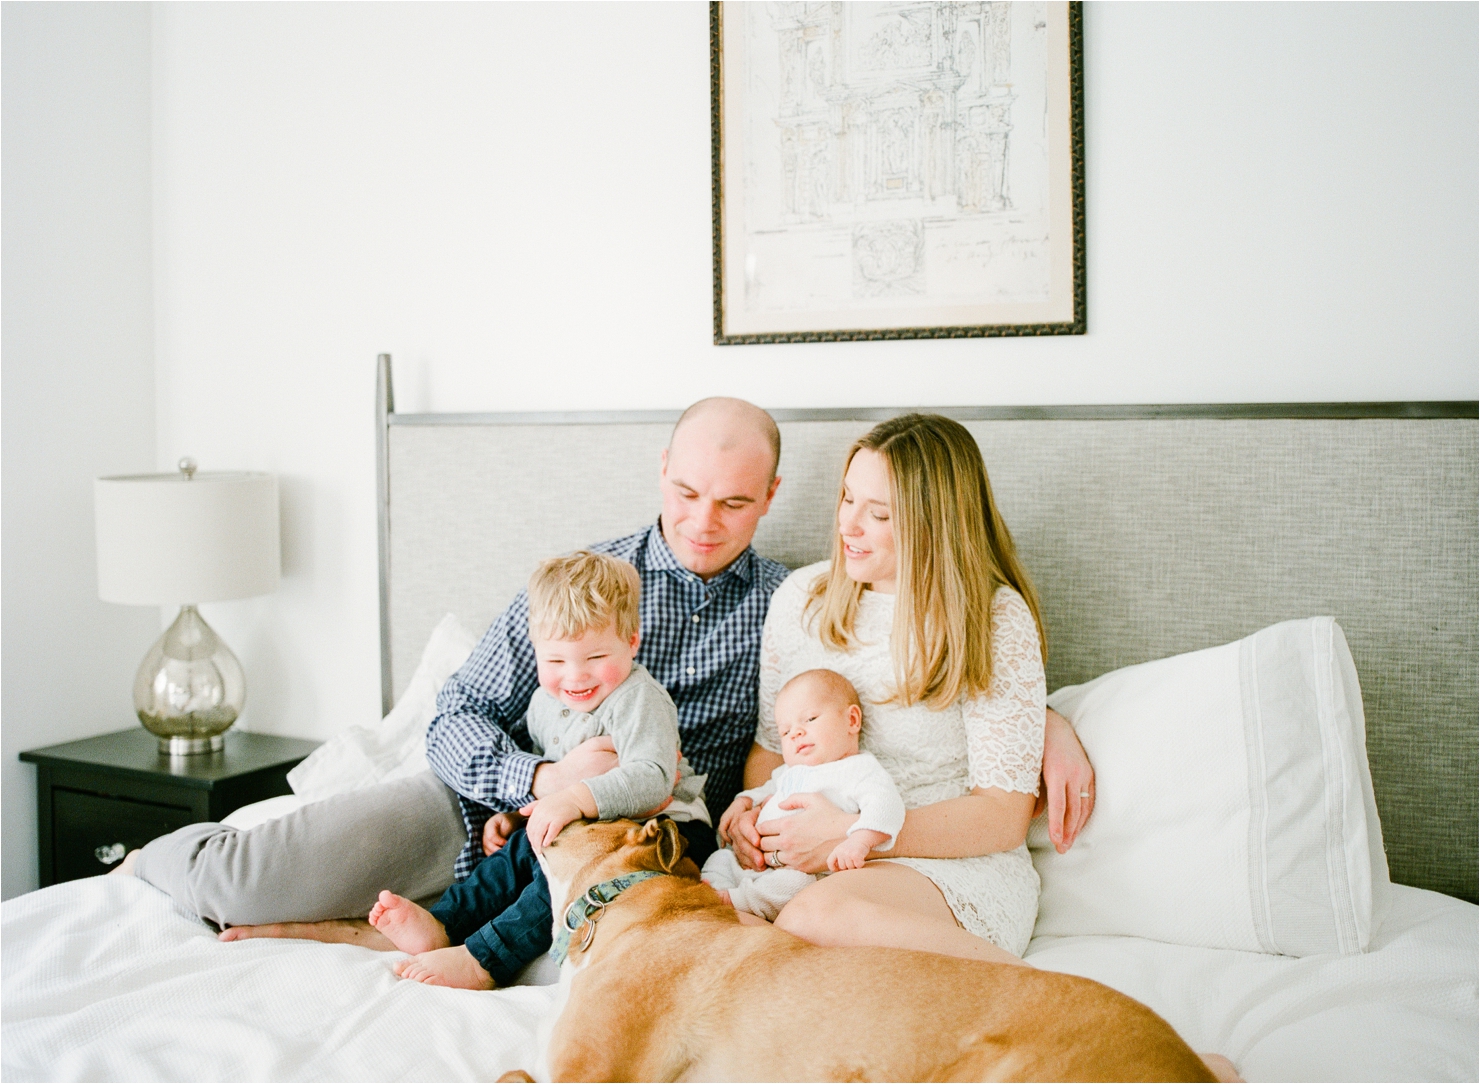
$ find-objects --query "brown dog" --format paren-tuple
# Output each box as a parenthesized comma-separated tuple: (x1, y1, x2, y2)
(499, 818, 1217, 1083)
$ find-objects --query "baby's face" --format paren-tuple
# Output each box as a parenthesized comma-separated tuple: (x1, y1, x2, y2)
(774, 679, 861, 767)
(532, 622, 638, 713)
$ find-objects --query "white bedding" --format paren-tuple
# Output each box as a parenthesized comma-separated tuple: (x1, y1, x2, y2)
(4, 874, 1474, 1082)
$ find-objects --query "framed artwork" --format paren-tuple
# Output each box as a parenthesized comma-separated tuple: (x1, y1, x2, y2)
(711, 2, 1084, 343)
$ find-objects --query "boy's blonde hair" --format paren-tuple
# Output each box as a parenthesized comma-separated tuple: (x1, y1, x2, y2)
(527, 550, 641, 642)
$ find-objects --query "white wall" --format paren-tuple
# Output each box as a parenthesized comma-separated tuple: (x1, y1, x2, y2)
(151, 1, 1478, 758)
(5, 2, 1475, 896)
(2, 2, 158, 899)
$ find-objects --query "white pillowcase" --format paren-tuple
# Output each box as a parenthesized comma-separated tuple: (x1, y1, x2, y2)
(1029, 616, 1391, 957)
(285, 613, 477, 801)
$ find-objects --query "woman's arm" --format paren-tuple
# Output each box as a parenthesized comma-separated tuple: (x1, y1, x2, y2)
(758, 786, 1033, 873)
(1038, 708, 1095, 853)
(730, 742, 785, 868)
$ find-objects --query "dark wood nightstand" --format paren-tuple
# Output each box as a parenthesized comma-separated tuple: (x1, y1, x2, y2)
(20, 727, 320, 886)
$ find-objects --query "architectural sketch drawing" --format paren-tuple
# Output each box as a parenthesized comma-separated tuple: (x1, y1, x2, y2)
(719, 1, 1077, 337)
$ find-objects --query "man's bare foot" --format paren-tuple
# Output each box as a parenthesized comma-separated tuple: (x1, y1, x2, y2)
(108, 850, 141, 877)
(218, 918, 395, 951)
(1200, 1053, 1243, 1082)
(368, 890, 450, 954)
(393, 945, 495, 989)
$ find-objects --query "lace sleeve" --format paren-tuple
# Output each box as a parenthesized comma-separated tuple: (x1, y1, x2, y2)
(962, 587, 1046, 795)
(754, 591, 789, 755)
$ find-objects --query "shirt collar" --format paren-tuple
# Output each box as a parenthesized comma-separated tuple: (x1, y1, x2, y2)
(644, 518, 756, 587)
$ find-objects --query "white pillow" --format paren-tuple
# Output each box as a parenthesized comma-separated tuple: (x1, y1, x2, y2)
(1029, 616, 1391, 957)
(286, 613, 478, 801)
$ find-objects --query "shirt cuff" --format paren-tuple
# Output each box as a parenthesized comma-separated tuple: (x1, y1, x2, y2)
(496, 751, 544, 806)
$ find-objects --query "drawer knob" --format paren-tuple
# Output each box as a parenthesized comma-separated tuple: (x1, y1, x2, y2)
(94, 843, 127, 865)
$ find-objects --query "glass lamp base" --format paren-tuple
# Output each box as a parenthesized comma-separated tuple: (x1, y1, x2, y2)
(134, 605, 246, 756)
(159, 733, 226, 756)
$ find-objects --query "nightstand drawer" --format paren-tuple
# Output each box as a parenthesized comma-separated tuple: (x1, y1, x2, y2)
(51, 788, 195, 883)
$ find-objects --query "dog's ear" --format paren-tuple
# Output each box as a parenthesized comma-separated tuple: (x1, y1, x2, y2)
(634, 817, 687, 874)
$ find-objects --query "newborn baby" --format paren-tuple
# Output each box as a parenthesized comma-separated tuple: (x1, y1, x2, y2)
(702, 668, 906, 921)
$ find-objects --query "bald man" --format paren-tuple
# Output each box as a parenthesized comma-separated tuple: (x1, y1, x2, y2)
(129, 398, 792, 937)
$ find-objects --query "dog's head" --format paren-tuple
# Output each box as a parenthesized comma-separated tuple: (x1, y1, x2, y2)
(537, 818, 691, 930)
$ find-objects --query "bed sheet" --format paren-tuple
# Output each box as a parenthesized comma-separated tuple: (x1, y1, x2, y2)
(1024, 884, 1478, 1083)
(3, 877, 1475, 1082)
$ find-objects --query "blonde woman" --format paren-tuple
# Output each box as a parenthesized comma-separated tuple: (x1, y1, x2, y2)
(725, 413, 1055, 963)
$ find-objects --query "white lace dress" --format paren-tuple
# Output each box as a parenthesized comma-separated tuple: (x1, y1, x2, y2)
(756, 562, 1046, 955)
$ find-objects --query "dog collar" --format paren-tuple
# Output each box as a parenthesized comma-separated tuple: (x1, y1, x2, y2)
(549, 870, 663, 965)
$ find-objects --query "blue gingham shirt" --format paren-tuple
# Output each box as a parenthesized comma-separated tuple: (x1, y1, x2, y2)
(425, 520, 789, 878)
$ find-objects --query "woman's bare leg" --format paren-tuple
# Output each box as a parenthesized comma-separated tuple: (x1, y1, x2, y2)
(773, 862, 1025, 966)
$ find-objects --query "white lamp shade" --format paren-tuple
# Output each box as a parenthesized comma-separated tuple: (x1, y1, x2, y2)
(95, 471, 281, 605)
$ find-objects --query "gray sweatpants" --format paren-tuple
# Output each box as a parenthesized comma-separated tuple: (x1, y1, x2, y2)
(133, 770, 467, 928)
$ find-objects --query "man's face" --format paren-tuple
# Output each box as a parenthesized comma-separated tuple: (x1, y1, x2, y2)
(659, 428, 779, 580)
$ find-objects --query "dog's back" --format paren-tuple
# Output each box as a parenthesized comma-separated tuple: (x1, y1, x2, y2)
(559, 895, 1215, 1083)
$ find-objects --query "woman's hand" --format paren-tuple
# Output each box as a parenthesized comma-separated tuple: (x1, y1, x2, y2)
(727, 805, 766, 870)
(1038, 708, 1095, 854)
(757, 793, 856, 875)
(717, 796, 755, 847)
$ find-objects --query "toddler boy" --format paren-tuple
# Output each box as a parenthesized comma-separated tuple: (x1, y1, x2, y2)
(368, 550, 709, 988)
(705, 668, 905, 922)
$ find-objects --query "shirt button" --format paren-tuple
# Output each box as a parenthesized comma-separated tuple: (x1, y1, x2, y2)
(692, 614, 700, 623)
(686, 666, 696, 675)
(561, 709, 570, 717)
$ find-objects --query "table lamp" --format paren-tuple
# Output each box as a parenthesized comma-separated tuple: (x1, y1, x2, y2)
(94, 459, 280, 754)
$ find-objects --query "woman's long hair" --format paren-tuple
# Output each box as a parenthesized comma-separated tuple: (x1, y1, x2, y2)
(805, 414, 1046, 709)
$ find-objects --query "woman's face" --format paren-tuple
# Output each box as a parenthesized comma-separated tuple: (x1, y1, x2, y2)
(838, 448, 897, 593)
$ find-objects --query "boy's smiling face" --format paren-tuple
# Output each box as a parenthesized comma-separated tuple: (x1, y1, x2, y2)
(532, 622, 640, 714)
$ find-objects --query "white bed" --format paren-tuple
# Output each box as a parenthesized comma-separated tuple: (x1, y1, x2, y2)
(3, 871, 1473, 1081)
(4, 371, 1476, 1082)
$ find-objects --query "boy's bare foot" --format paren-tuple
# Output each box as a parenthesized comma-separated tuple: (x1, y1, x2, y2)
(394, 945, 495, 989)
(108, 850, 141, 877)
(1200, 1053, 1243, 1082)
(368, 890, 451, 954)
(218, 918, 395, 951)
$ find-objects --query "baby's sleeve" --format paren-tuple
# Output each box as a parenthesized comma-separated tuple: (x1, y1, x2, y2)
(846, 756, 907, 852)
(582, 677, 679, 820)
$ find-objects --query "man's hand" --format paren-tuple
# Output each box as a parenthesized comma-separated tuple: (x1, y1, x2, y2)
(531, 736, 619, 799)
(522, 784, 597, 853)
(826, 828, 887, 872)
(717, 796, 755, 847)
(482, 811, 527, 856)
(1038, 708, 1095, 854)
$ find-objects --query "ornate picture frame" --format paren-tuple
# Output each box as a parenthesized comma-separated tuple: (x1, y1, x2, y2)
(711, 1, 1085, 344)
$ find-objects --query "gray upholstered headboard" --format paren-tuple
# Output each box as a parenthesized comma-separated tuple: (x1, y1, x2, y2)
(374, 359, 1478, 903)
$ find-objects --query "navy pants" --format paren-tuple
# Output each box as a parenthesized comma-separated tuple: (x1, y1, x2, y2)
(428, 819, 717, 985)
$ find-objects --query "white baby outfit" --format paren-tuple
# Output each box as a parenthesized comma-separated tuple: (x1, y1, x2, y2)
(701, 752, 905, 921)
(754, 563, 1046, 955)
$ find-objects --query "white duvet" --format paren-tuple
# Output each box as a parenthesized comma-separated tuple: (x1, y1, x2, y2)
(3, 874, 1474, 1082)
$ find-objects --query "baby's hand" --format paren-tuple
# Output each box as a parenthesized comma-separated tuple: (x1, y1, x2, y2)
(828, 835, 870, 870)
(524, 790, 588, 852)
(717, 796, 755, 846)
(482, 811, 526, 857)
